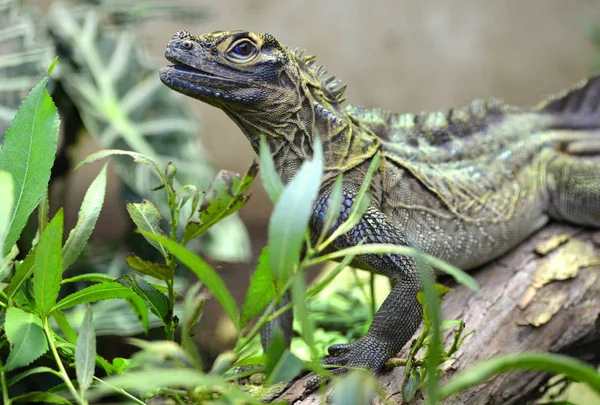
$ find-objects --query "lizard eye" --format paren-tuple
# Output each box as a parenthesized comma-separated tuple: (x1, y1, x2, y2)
(228, 39, 257, 61)
(182, 40, 193, 50)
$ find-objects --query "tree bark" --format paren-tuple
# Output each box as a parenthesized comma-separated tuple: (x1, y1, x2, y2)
(280, 224, 600, 404)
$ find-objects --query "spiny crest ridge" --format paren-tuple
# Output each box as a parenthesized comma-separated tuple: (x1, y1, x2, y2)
(290, 48, 347, 104)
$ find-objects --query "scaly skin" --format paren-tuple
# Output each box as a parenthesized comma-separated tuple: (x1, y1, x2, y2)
(159, 30, 600, 385)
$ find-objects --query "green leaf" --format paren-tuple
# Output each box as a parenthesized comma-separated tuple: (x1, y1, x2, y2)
(402, 369, 421, 403)
(331, 371, 378, 405)
(439, 353, 600, 399)
(52, 310, 78, 344)
(291, 271, 315, 353)
(75, 149, 163, 177)
(52, 282, 135, 312)
(117, 274, 169, 323)
(0, 171, 14, 258)
(141, 232, 240, 330)
(265, 350, 305, 386)
(7, 366, 58, 387)
(47, 56, 59, 75)
(239, 247, 275, 329)
(320, 174, 343, 242)
(0, 75, 60, 256)
(183, 161, 258, 244)
(76, 306, 96, 395)
(62, 164, 108, 271)
(6, 246, 36, 300)
(259, 135, 284, 203)
(11, 391, 71, 404)
(265, 327, 286, 380)
(268, 135, 323, 284)
(125, 254, 173, 281)
(4, 307, 48, 371)
(33, 209, 64, 317)
(61, 273, 115, 284)
(126, 295, 149, 335)
(181, 282, 206, 369)
(126, 200, 168, 258)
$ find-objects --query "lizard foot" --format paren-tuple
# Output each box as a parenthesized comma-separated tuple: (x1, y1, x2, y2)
(303, 338, 390, 395)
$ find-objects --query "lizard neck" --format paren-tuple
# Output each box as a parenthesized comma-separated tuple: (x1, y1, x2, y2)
(224, 97, 380, 185)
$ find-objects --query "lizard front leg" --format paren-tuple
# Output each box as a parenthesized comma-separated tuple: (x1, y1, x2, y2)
(309, 191, 424, 385)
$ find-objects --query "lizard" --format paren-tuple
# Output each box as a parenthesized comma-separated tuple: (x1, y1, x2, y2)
(159, 30, 600, 385)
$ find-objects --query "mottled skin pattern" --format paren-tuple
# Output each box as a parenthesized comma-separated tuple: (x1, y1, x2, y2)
(159, 30, 600, 383)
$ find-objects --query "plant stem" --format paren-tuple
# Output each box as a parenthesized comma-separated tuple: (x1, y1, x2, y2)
(43, 319, 87, 405)
(1, 371, 11, 405)
(93, 377, 145, 405)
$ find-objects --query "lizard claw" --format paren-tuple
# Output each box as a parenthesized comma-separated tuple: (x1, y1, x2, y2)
(303, 337, 390, 395)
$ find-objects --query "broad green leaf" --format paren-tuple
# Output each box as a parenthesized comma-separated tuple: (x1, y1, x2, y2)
(240, 247, 275, 329)
(268, 136, 323, 284)
(117, 274, 168, 323)
(265, 350, 305, 386)
(63, 164, 108, 271)
(126, 200, 168, 258)
(6, 246, 36, 300)
(0, 171, 14, 258)
(0, 75, 60, 256)
(141, 232, 240, 329)
(11, 391, 70, 404)
(52, 310, 77, 344)
(259, 135, 284, 203)
(76, 306, 96, 395)
(125, 254, 173, 281)
(33, 209, 64, 317)
(52, 282, 136, 312)
(439, 353, 600, 399)
(4, 307, 48, 371)
(183, 161, 258, 244)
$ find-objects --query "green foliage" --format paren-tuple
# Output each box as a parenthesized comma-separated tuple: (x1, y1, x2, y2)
(0, 75, 59, 256)
(1, 58, 598, 405)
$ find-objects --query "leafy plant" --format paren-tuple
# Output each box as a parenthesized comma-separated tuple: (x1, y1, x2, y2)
(1, 59, 599, 405)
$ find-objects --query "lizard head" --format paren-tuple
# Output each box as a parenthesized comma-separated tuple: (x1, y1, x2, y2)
(160, 30, 379, 184)
(159, 30, 347, 140)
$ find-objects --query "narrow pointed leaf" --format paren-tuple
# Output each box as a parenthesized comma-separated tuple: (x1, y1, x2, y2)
(125, 254, 173, 281)
(240, 247, 275, 329)
(141, 232, 239, 329)
(4, 307, 48, 371)
(63, 164, 108, 271)
(52, 282, 135, 312)
(126, 200, 168, 258)
(33, 209, 64, 317)
(259, 135, 284, 203)
(0, 75, 60, 256)
(10, 391, 70, 404)
(52, 310, 77, 344)
(76, 306, 96, 394)
(268, 136, 323, 284)
(6, 245, 35, 300)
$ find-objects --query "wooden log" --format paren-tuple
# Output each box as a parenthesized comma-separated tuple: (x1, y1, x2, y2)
(281, 224, 600, 404)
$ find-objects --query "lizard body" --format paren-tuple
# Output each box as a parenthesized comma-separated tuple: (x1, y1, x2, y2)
(160, 30, 600, 378)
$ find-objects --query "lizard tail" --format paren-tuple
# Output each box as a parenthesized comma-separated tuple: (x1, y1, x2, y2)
(536, 73, 600, 129)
